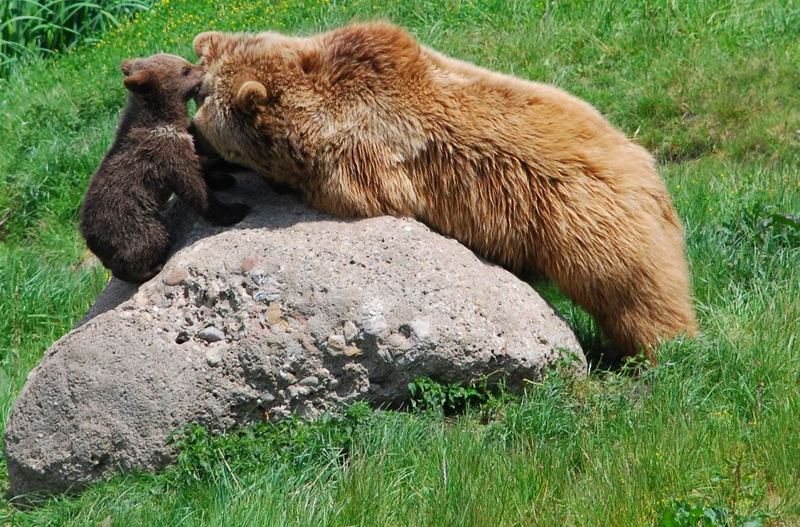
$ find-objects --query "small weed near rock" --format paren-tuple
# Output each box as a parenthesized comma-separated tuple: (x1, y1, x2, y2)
(658, 499, 771, 527)
(406, 377, 490, 415)
(167, 402, 374, 484)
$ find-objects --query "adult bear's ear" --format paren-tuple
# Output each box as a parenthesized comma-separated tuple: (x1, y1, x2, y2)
(120, 58, 138, 76)
(123, 69, 156, 94)
(233, 76, 267, 112)
(194, 31, 225, 64)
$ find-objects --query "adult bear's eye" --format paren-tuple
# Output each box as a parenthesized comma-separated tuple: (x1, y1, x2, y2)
(182, 66, 191, 76)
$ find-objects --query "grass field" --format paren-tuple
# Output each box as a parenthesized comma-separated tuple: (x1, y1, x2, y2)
(1, 0, 798, 525)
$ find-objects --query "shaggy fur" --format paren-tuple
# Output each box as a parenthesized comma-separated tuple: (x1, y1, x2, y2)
(190, 22, 697, 358)
(80, 53, 250, 283)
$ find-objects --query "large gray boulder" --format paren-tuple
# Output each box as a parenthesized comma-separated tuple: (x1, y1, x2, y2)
(4, 172, 584, 496)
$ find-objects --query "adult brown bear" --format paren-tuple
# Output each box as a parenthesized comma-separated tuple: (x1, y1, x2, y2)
(190, 21, 697, 360)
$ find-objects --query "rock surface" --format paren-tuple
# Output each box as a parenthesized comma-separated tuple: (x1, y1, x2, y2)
(4, 172, 584, 496)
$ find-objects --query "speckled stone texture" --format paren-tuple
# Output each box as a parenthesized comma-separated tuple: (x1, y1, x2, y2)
(4, 172, 584, 496)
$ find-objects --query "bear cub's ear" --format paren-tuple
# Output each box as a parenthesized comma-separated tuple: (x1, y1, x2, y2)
(233, 76, 268, 112)
(123, 69, 156, 94)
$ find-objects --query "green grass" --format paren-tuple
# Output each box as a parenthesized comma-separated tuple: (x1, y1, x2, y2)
(0, 0, 156, 78)
(1, 0, 799, 525)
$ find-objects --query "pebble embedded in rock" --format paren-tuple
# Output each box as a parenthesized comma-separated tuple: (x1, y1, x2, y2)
(205, 283, 221, 306)
(266, 292, 281, 303)
(387, 333, 411, 349)
(343, 321, 358, 341)
(197, 326, 225, 343)
(266, 303, 283, 324)
(254, 289, 280, 303)
(301, 338, 318, 353)
(279, 371, 297, 384)
(362, 314, 389, 337)
(298, 376, 319, 387)
(344, 345, 362, 357)
(288, 385, 311, 399)
(205, 345, 226, 366)
(409, 319, 432, 340)
(134, 293, 151, 309)
(327, 335, 346, 351)
(240, 255, 260, 273)
(162, 268, 188, 286)
(175, 331, 190, 344)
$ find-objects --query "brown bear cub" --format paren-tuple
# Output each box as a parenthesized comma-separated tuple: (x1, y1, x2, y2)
(80, 53, 250, 283)
(191, 23, 698, 360)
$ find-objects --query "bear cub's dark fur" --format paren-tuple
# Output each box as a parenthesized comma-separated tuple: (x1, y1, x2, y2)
(80, 53, 249, 283)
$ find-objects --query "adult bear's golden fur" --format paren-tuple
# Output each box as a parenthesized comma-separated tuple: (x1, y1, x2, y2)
(191, 22, 697, 359)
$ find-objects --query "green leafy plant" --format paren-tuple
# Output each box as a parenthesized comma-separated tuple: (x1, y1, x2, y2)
(760, 213, 800, 246)
(658, 451, 774, 527)
(407, 377, 489, 414)
(658, 499, 770, 527)
(659, 499, 731, 527)
(720, 202, 800, 250)
(167, 402, 373, 483)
